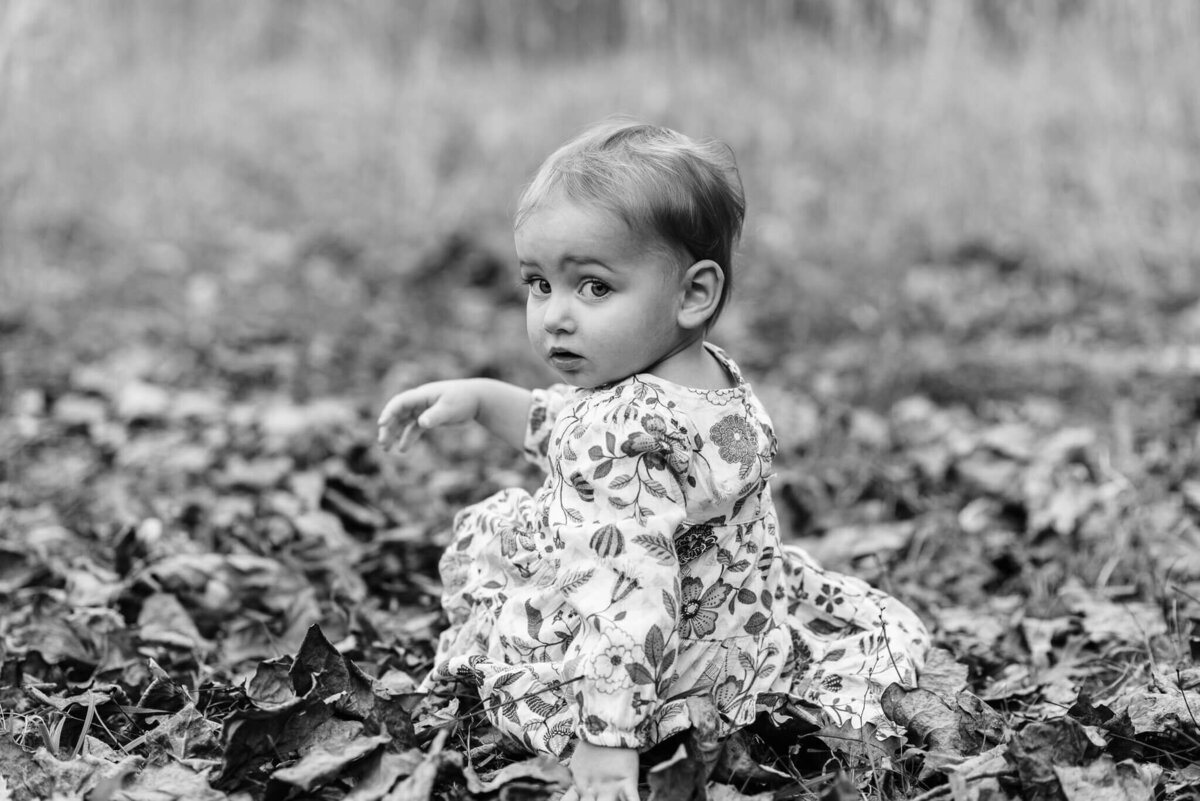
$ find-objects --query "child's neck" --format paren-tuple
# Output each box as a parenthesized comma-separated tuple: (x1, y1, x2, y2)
(644, 337, 735, 390)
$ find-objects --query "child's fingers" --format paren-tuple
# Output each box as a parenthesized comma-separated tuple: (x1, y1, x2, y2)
(377, 393, 419, 429)
(395, 420, 420, 452)
(377, 392, 429, 450)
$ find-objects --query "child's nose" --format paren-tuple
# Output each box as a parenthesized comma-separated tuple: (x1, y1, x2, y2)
(542, 294, 575, 333)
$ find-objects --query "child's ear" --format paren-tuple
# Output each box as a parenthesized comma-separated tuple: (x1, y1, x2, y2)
(677, 260, 724, 330)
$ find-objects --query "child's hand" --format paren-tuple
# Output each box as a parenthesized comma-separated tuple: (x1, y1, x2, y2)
(564, 741, 639, 801)
(377, 380, 481, 452)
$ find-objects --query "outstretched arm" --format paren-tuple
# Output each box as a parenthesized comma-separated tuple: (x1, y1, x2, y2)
(378, 378, 532, 453)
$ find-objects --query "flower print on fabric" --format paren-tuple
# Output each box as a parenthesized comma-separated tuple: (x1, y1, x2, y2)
(675, 525, 717, 564)
(619, 413, 691, 474)
(418, 343, 930, 758)
(678, 576, 734, 638)
(586, 629, 647, 694)
(709, 414, 758, 477)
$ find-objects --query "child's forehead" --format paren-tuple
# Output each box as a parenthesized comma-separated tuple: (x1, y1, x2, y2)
(524, 190, 622, 222)
(516, 196, 630, 243)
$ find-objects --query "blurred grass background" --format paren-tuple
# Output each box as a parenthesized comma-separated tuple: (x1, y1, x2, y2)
(1, 0, 1198, 412)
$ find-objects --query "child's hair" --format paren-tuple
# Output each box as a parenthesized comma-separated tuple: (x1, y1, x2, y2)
(515, 118, 746, 326)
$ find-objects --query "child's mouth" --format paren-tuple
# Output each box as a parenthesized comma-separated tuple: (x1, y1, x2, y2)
(548, 349, 583, 370)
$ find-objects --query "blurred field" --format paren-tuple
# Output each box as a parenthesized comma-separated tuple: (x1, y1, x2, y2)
(2, 0, 1199, 409)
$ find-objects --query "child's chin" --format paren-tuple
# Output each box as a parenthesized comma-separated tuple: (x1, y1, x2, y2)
(557, 372, 600, 390)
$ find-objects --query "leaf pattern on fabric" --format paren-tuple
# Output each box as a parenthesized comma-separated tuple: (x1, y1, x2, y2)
(421, 344, 930, 756)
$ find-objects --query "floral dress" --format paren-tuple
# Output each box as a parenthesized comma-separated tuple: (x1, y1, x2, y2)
(422, 344, 928, 756)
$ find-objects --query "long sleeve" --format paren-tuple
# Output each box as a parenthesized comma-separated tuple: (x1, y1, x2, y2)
(546, 395, 697, 748)
(523, 385, 573, 474)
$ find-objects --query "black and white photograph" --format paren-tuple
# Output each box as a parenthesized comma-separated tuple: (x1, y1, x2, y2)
(1, 2, 1198, 799)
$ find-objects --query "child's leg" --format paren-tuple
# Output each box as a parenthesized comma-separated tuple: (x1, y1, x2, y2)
(431, 488, 539, 661)
(779, 544, 929, 735)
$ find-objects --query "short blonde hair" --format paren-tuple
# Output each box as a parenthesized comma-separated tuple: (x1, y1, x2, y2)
(515, 119, 746, 326)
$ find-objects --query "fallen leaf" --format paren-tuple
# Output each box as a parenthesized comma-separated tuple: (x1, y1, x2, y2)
(811, 520, 916, 566)
(101, 759, 227, 801)
(382, 730, 461, 801)
(82, 754, 144, 801)
(1020, 616, 1074, 669)
(915, 647, 969, 702)
(140, 704, 222, 762)
(1053, 757, 1161, 801)
(218, 455, 293, 490)
(270, 732, 391, 792)
(138, 592, 208, 650)
(258, 397, 358, 452)
(647, 744, 706, 801)
(1006, 718, 1103, 801)
(115, 381, 172, 421)
(705, 783, 774, 801)
(815, 719, 902, 768)
(344, 749, 427, 801)
(881, 686, 962, 753)
(463, 754, 571, 794)
(954, 452, 1022, 499)
(943, 742, 1010, 784)
(684, 696, 723, 780)
(246, 656, 297, 708)
(53, 393, 108, 428)
(880, 683, 1004, 777)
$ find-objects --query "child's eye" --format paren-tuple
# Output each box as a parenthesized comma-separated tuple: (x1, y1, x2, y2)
(522, 277, 551, 297)
(582, 279, 610, 298)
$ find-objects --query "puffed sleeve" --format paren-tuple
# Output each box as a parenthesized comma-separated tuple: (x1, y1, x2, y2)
(547, 393, 696, 748)
(523, 384, 573, 474)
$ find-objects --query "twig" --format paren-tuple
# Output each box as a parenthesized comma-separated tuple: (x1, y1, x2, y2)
(908, 772, 1012, 801)
(1170, 584, 1200, 606)
(1179, 669, 1199, 728)
(438, 675, 585, 725)
(907, 784, 952, 801)
(878, 612, 905, 688)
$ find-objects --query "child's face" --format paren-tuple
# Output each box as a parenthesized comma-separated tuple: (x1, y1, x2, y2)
(515, 196, 692, 388)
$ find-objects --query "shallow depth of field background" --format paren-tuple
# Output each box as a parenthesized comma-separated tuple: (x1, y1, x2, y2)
(3, 0, 1198, 407)
(5, 0, 1200, 590)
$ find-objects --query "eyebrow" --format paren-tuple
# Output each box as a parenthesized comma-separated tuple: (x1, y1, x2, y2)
(563, 255, 610, 268)
(519, 256, 614, 272)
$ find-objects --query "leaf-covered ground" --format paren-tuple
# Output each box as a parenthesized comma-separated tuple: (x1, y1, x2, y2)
(2, 242, 1199, 800)
(4, 7, 1200, 799)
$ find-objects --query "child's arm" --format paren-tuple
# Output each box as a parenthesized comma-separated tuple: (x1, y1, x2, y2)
(377, 379, 532, 453)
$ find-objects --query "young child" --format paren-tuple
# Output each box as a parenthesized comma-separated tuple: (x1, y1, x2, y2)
(379, 120, 928, 800)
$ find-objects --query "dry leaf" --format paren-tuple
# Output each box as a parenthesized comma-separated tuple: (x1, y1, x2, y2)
(463, 755, 570, 794)
(1059, 581, 1169, 643)
(647, 744, 706, 801)
(705, 784, 774, 801)
(1053, 757, 1161, 801)
(1007, 718, 1103, 801)
(271, 732, 391, 792)
(916, 647, 969, 702)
